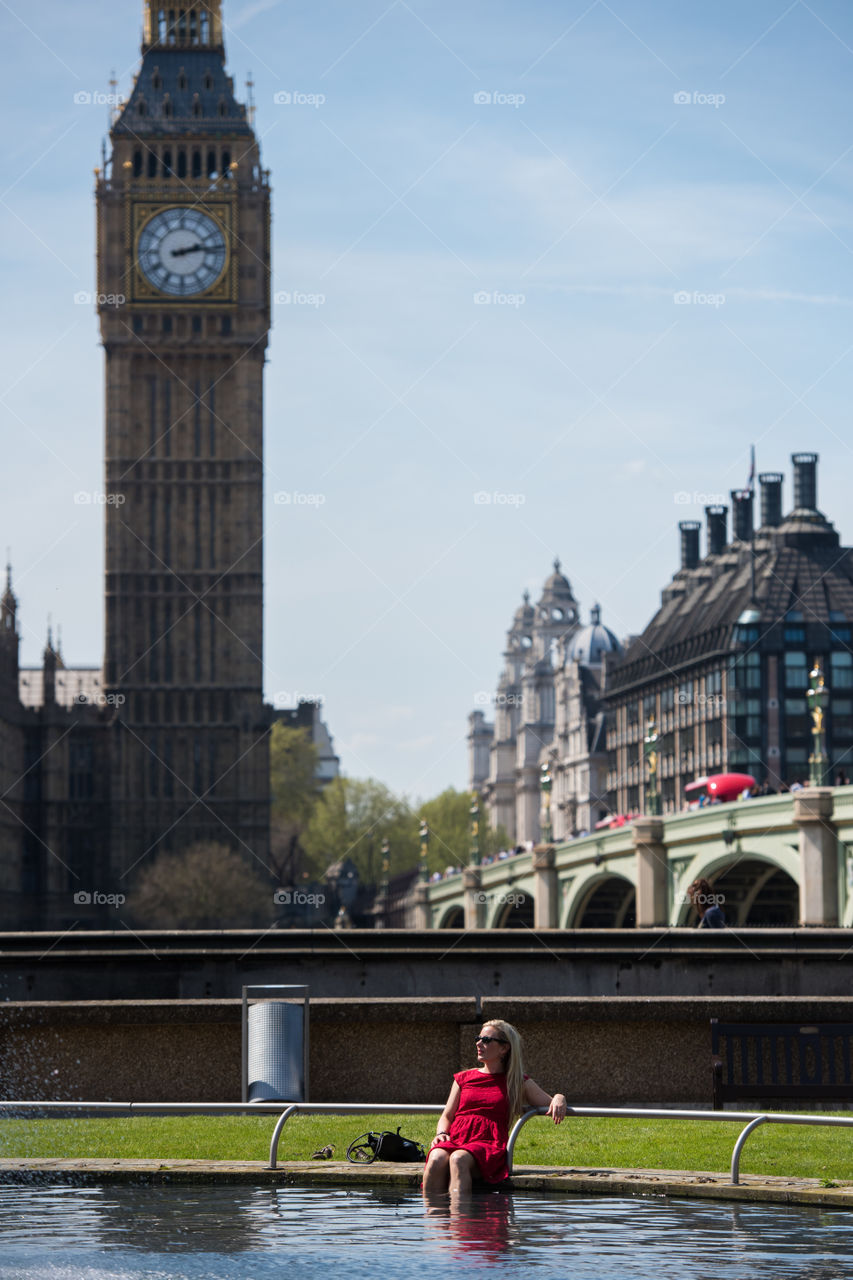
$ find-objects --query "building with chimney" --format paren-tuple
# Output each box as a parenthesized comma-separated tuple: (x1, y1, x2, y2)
(604, 452, 853, 813)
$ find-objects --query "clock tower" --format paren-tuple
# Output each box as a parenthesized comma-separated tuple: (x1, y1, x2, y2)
(96, 1, 272, 880)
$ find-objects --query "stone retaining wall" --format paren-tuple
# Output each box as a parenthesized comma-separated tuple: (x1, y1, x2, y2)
(2, 997, 852, 1106)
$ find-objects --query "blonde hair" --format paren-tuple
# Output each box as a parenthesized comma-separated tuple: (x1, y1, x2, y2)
(482, 1019, 525, 1120)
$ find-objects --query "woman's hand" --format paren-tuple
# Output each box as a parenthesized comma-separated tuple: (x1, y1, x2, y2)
(430, 1130, 451, 1149)
(547, 1093, 567, 1125)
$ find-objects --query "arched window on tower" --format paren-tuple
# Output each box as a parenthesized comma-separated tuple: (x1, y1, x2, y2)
(158, 8, 167, 41)
(207, 149, 217, 178)
(177, 149, 187, 178)
(162, 148, 172, 177)
(178, 8, 188, 41)
(147, 149, 157, 177)
(217, 97, 227, 118)
(204, 72, 213, 90)
(133, 149, 143, 177)
(221, 149, 231, 176)
(192, 95, 202, 118)
(189, 8, 197, 43)
(152, 70, 162, 90)
(167, 9, 176, 43)
(178, 69, 187, 91)
(137, 98, 147, 117)
(201, 10, 210, 43)
(192, 148, 201, 177)
(162, 95, 172, 119)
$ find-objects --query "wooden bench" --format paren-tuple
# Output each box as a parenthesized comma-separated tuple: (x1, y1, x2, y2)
(711, 1020, 853, 1110)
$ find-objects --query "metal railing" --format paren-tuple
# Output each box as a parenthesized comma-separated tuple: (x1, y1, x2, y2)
(268, 1103, 443, 1168)
(4, 1099, 853, 1186)
(507, 1105, 853, 1184)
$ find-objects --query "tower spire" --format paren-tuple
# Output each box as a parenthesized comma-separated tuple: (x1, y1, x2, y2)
(1, 554, 17, 634)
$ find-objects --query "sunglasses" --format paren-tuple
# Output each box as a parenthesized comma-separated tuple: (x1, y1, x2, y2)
(475, 1035, 506, 1046)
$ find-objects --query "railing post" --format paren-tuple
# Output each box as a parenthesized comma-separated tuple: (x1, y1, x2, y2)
(633, 816, 668, 926)
(413, 880, 431, 929)
(794, 789, 838, 925)
(731, 1114, 767, 1185)
(463, 866, 486, 929)
(533, 844, 558, 928)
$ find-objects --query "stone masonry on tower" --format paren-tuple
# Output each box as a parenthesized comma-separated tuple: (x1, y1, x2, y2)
(0, 2, 341, 930)
(96, 1, 272, 881)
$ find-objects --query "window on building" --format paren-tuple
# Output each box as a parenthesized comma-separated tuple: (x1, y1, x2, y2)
(831, 697, 853, 742)
(831, 652, 853, 688)
(784, 651, 808, 689)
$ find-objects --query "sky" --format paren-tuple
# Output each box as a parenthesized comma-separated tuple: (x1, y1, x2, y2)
(3, 0, 853, 803)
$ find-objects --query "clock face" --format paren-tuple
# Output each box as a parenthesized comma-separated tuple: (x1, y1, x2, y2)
(137, 207, 227, 296)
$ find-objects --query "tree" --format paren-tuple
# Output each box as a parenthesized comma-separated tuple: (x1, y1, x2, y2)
(301, 777, 419, 882)
(269, 721, 321, 885)
(129, 841, 273, 929)
(270, 722, 320, 826)
(418, 788, 512, 875)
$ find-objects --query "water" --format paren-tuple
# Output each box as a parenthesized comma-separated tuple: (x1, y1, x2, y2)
(0, 1183, 850, 1279)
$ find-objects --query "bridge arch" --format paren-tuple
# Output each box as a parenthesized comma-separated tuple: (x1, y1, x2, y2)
(491, 893, 535, 928)
(565, 872, 636, 928)
(673, 849, 799, 927)
(438, 905, 464, 928)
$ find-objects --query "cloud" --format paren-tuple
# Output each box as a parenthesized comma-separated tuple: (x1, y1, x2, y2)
(229, 0, 283, 30)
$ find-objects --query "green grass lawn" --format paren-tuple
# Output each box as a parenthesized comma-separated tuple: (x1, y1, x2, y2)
(1, 1112, 852, 1181)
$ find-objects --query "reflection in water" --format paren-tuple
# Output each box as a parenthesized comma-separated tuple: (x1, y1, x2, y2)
(423, 1190, 516, 1261)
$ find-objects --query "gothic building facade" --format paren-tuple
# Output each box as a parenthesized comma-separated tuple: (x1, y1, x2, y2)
(468, 561, 621, 845)
(0, 2, 336, 930)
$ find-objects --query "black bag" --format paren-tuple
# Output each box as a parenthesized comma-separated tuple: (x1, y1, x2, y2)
(346, 1127, 426, 1164)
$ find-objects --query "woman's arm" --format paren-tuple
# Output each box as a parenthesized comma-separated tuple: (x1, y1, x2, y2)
(523, 1077, 567, 1124)
(429, 1080, 461, 1147)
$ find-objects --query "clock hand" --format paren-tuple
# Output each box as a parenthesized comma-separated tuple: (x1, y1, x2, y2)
(170, 243, 205, 258)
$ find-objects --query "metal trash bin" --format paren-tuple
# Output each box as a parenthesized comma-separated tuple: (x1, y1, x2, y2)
(242, 985, 309, 1103)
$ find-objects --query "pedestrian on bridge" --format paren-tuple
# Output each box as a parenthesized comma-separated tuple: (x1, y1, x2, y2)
(687, 878, 726, 928)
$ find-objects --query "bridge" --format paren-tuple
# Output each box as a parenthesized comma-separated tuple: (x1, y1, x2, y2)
(421, 786, 853, 930)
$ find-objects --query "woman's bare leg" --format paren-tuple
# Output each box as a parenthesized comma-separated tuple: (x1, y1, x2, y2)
(448, 1149, 476, 1197)
(422, 1148, 451, 1195)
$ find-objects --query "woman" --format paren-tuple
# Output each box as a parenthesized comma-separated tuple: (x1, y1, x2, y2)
(422, 1019, 567, 1195)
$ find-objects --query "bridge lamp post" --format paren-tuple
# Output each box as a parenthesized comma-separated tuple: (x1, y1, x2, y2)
(643, 716, 661, 817)
(807, 659, 829, 786)
(418, 818, 430, 882)
(469, 792, 481, 866)
(540, 761, 553, 844)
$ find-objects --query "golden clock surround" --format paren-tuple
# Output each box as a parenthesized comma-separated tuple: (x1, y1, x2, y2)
(129, 198, 237, 304)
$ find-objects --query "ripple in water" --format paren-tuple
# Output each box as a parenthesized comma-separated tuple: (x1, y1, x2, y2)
(0, 1184, 849, 1279)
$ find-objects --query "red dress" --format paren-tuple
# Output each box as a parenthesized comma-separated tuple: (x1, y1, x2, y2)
(431, 1068, 518, 1184)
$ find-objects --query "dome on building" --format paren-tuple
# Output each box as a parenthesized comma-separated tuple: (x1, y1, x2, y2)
(512, 590, 535, 627)
(536, 558, 579, 627)
(568, 604, 621, 666)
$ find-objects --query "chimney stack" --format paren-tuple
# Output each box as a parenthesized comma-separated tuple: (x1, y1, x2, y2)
(791, 452, 818, 512)
(706, 505, 728, 556)
(758, 473, 784, 527)
(679, 521, 701, 570)
(731, 490, 754, 543)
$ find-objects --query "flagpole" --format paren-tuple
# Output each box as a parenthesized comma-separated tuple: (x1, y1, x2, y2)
(749, 444, 756, 604)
